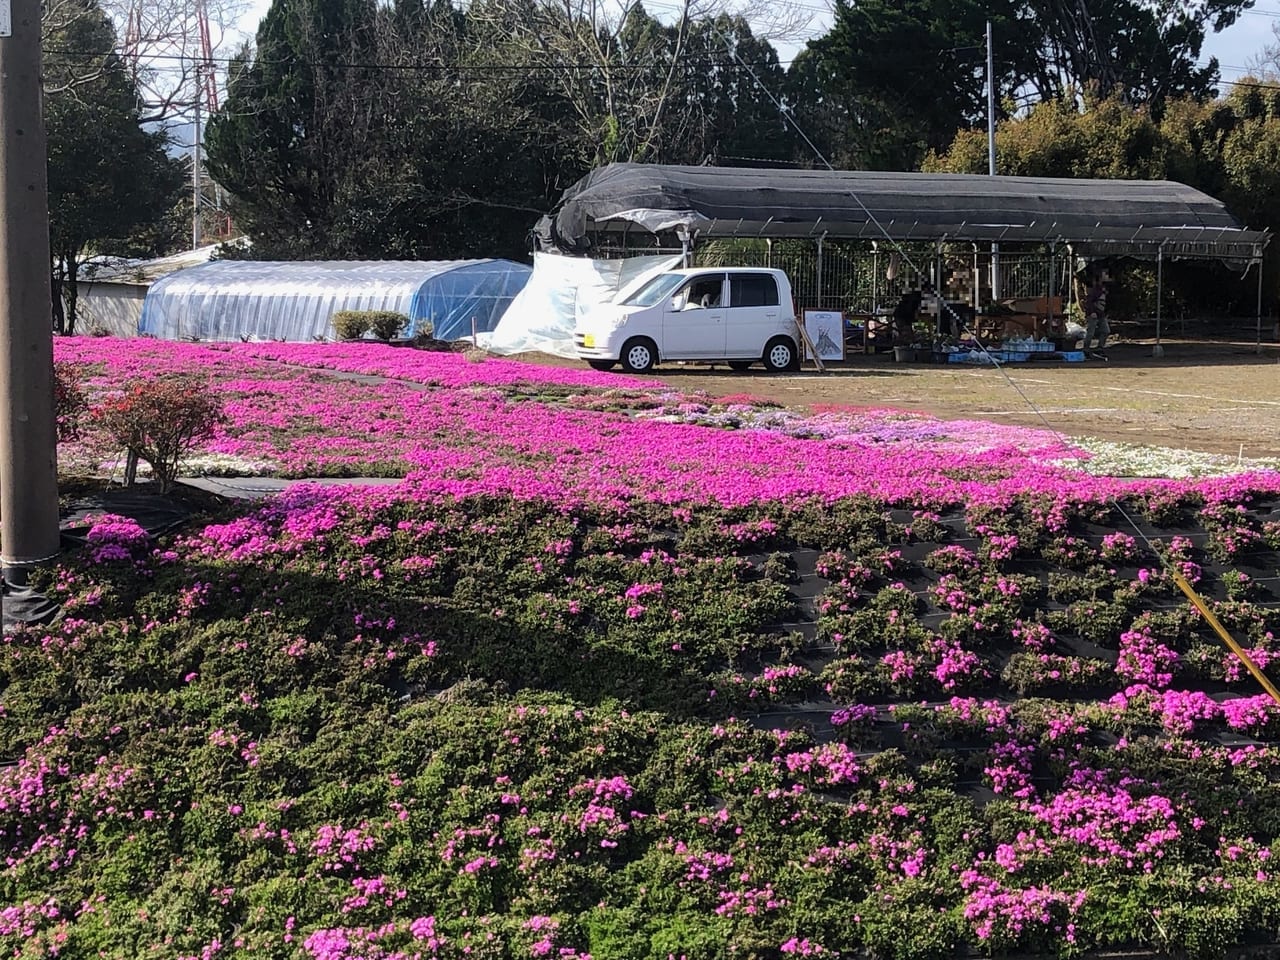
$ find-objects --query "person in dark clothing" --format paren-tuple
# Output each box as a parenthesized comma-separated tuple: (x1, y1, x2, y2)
(893, 289, 924, 344)
(1082, 274, 1109, 356)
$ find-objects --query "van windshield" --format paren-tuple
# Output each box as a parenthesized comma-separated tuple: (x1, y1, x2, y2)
(621, 273, 687, 307)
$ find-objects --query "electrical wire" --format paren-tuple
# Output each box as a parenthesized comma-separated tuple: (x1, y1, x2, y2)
(709, 24, 1280, 706)
(47, 43, 1280, 94)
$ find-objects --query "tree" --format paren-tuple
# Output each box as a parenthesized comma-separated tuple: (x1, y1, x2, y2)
(205, 0, 793, 259)
(1025, 0, 1251, 108)
(467, 0, 701, 166)
(668, 14, 793, 166)
(205, 0, 572, 259)
(44, 0, 188, 333)
(923, 95, 1167, 180)
(203, 0, 383, 257)
(789, 0, 1252, 172)
(42, 0, 247, 120)
(926, 86, 1280, 316)
(786, 0, 1038, 170)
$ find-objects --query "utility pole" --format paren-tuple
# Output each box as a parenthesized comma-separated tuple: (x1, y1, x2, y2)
(192, 62, 202, 250)
(986, 19, 1001, 303)
(986, 21, 996, 177)
(0, 0, 61, 588)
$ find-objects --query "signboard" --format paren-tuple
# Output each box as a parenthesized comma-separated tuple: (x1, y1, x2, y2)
(802, 310, 845, 362)
(0, 0, 11, 37)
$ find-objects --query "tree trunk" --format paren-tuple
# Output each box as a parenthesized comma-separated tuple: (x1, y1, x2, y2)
(65, 257, 81, 335)
(51, 273, 65, 334)
(51, 258, 66, 334)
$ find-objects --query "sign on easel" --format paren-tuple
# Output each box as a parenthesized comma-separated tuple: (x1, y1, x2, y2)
(0, 0, 11, 37)
(802, 310, 845, 361)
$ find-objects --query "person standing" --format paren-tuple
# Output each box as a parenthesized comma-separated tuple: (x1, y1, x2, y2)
(1082, 274, 1110, 359)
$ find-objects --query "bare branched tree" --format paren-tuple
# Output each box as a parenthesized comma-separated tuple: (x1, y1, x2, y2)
(725, 0, 814, 47)
(468, 0, 716, 164)
(42, 0, 248, 120)
(1246, 22, 1280, 81)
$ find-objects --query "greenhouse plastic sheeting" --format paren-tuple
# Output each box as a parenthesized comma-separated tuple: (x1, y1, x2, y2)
(137, 259, 532, 342)
(408, 260, 533, 341)
(481, 253, 680, 358)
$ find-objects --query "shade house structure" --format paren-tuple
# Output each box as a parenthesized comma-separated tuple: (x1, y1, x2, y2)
(537, 163, 1271, 349)
(138, 259, 532, 342)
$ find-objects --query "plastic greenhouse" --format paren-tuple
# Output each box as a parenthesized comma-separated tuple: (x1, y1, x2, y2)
(137, 259, 532, 342)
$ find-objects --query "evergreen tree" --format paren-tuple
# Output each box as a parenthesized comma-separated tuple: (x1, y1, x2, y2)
(44, 0, 187, 333)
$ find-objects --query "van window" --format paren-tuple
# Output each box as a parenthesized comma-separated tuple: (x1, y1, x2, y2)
(729, 274, 780, 307)
(677, 274, 725, 309)
(621, 272, 687, 307)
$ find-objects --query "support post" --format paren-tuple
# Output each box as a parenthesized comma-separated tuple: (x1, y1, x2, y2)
(971, 244, 980, 311)
(815, 232, 827, 312)
(0, 0, 61, 586)
(871, 242, 878, 314)
(986, 21, 996, 176)
(192, 63, 202, 251)
(986, 20, 1000, 303)
(1153, 243, 1165, 358)
(1046, 243, 1055, 340)
(1257, 255, 1265, 356)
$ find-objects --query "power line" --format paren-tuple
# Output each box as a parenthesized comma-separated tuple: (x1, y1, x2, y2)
(43, 46, 801, 73)
(708, 21, 1280, 705)
(45, 44, 1280, 94)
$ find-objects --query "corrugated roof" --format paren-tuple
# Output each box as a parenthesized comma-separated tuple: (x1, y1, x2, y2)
(78, 243, 226, 285)
(545, 164, 1267, 256)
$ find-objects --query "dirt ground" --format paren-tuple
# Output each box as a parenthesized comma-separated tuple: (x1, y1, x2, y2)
(524, 335, 1280, 459)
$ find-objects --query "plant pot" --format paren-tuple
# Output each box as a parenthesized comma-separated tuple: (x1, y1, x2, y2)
(893, 346, 914, 362)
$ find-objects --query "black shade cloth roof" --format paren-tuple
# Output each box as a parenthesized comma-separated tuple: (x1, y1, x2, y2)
(546, 163, 1268, 257)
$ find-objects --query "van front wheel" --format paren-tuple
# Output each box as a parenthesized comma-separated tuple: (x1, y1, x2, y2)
(763, 337, 799, 373)
(621, 337, 658, 373)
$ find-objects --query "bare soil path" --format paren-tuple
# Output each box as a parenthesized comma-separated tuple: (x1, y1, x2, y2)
(520, 337, 1280, 459)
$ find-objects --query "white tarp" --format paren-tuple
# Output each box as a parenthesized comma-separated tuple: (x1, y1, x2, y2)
(482, 253, 680, 358)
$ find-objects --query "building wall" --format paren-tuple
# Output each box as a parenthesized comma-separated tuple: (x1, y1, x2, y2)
(73, 282, 147, 337)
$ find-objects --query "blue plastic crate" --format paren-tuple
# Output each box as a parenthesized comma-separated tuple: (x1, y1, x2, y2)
(1058, 350, 1085, 362)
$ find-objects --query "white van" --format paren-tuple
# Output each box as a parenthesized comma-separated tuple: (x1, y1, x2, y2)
(574, 267, 800, 373)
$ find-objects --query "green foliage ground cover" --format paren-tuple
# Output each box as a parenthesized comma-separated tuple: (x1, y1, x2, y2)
(7, 343, 1280, 960)
(5, 485, 1280, 960)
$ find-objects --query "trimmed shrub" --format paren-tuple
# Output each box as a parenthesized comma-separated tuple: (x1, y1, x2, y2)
(331, 310, 409, 342)
(91, 376, 224, 492)
(368, 310, 409, 341)
(53, 361, 88, 441)
(331, 311, 372, 340)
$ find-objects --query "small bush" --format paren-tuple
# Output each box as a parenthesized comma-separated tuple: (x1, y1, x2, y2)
(331, 311, 372, 340)
(91, 376, 224, 492)
(368, 311, 409, 341)
(53, 361, 88, 441)
(331, 310, 409, 342)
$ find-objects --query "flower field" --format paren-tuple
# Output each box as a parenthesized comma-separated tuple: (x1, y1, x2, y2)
(5, 339, 1280, 959)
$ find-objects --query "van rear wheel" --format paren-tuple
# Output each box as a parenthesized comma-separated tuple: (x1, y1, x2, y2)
(763, 336, 799, 373)
(587, 359, 616, 371)
(621, 337, 658, 373)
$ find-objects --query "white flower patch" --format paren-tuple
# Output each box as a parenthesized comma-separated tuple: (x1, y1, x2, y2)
(1057, 439, 1280, 479)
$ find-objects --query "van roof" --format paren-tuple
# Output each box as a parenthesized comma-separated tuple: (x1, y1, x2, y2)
(665, 267, 782, 275)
